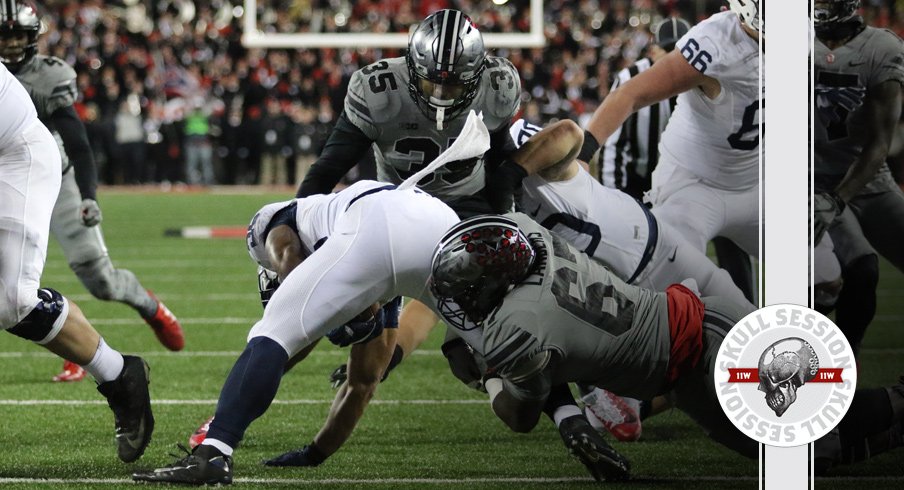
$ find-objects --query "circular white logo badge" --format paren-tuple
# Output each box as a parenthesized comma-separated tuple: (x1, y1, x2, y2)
(714, 304, 857, 447)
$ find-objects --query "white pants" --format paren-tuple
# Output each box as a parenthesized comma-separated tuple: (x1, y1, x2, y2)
(647, 160, 760, 257)
(635, 219, 753, 308)
(248, 189, 459, 357)
(0, 121, 63, 329)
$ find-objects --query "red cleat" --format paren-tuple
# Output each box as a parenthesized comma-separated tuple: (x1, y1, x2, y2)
(143, 291, 185, 351)
(53, 360, 86, 382)
(582, 388, 643, 442)
(189, 415, 215, 449)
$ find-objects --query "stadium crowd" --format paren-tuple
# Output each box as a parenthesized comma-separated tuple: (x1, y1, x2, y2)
(35, 0, 904, 186)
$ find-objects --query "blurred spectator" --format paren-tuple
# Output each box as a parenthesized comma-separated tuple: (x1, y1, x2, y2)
(259, 98, 291, 185)
(115, 94, 147, 184)
(184, 97, 216, 185)
(289, 102, 331, 186)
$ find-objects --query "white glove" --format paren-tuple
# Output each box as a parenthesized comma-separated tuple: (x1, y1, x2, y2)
(79, 198, 103, 227)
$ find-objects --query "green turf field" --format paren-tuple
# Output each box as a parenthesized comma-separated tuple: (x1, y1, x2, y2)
(0, 189, 900, 489)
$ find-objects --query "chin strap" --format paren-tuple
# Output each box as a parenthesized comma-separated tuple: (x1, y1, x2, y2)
(435, 106, 445, 130)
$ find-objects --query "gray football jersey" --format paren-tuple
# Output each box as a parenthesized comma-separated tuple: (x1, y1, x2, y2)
(15, 55, 77, 173)
(482, 213, 671, 401)
(814, 27, 904, 190)
(343, 56, 520, 202)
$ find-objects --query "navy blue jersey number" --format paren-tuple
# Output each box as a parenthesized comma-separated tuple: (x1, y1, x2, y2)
(680, 39, 712, 74)
(727, 99, 762, 150)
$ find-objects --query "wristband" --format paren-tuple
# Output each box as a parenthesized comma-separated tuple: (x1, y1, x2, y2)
(577, 130, 601, 163)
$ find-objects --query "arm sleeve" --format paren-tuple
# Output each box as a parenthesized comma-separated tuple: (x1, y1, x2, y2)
(51, 105, 97, 201)
(295, 110, 375, 198)
(484, 121, 517, 169)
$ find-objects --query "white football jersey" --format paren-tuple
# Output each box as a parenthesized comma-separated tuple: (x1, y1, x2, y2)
(511, 119, 652, 281)
(659, 11, 762, 190)
(0, 62, 38, 149)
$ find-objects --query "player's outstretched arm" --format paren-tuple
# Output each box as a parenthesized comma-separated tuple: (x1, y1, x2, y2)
(834, 80, 903, 202)
(514, 119, 584, 181)
(581, 49, 712, 162)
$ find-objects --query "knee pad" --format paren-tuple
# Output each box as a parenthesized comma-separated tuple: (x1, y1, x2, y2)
(72, 257, 117, 301)
(7, 288, 69, 344)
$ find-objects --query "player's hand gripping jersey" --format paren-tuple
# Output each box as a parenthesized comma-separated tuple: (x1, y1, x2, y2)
(343, 57, 520, 202)
(814, 26, 904, 193)
(660, 11, 762, 190)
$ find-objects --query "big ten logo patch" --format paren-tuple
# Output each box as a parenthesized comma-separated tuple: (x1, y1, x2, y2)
(715, 304, 856, 447)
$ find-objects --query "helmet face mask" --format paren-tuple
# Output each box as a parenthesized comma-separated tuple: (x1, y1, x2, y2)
(406, 9, 486, 129)
(813, 0, 861, 38)
(0, 0, 41, 72)
(430, 216, 536, 324)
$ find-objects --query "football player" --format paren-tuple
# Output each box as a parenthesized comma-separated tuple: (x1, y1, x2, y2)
(813, 0, 904, 354)
(490, 2, 764, 304)
(0, 51, 153, 463)
(429, 215, 904, 476)
(132, 181, 462, 485)
(0, 0, 184, 383)
(288, 9, 607, 475)
(510, 118, 753, 440)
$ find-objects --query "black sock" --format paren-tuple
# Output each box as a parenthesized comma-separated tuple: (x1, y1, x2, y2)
(207, 337, 289, 448)
(834, 254, 878, 356)
(542, 383, 578, 421)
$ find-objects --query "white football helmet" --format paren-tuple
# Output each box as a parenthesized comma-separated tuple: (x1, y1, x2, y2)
(727, 0, 763, 35)
(246, 200, 296, 271)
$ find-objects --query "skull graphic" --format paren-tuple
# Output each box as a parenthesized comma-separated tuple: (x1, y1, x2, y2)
(757, 338, 819, 417)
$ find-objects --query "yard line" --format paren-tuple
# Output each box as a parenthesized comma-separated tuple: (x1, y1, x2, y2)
(66, 293, 257, 302)
(0, 399, 485, 406)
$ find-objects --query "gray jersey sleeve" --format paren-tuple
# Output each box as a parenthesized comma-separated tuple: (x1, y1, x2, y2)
(480, 57, 521, 131)
(344, 68, 381, 141)
(869, 29, 904, 87)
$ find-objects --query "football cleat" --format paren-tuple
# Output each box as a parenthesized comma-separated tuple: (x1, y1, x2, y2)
(96, 355, 154, 463)
(133, 443, 233, 485)
(52, 360, 86, 382)
(558, 414, 631, 481)
(142, 291, 185, 351)
(581, 388, 643, 442)
(188, 415, 214, 449)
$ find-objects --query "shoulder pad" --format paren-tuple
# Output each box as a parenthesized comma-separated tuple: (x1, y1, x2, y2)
(480, 57, 521, 129)
(345, 59, 405, 131)
(34, 55, 77, 86)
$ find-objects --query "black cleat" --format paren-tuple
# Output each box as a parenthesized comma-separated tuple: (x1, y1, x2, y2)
(329, 364, 348, 389)
(133, 444, 233, 485)
(97, 355, 154, 463)
(558, 414, 631, 481)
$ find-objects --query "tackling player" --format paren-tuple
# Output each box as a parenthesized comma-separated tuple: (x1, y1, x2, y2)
(0, 52, 153, 463)
(429, 215, 904, 476)
(0, 1, 184, 383)
(813, 0, 904, 355)
(488, 2, 763, 304)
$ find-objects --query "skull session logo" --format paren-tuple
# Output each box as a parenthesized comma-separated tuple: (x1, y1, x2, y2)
(715, 305, 857, 447)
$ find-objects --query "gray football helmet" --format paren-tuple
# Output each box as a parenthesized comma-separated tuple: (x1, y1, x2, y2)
(0, 0, 41, 73)
(814, 0, 862, 39)
(726, 0, 763, 35)
(406, 9, 486, 129)
(430, 215, 535, 324)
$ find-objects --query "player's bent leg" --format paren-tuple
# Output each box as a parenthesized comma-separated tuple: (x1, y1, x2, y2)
(673, 296, 759, 459)
(10, 293, 154, 463)
(834, 253, 879, 356)
(712, 237, 756, 304)
(851, 189, 904, 273)
(71, 257, 184, 351)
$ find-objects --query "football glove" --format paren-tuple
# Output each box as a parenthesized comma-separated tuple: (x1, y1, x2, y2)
(441, 337, 487, 392)
(79, 198, 103, 227)
(263, 443, 327, 467)
(813, 192, 845, 244)
(329, 364, 348, 389)
(258, 266, 281, 309)
(325, 297, 401, 348)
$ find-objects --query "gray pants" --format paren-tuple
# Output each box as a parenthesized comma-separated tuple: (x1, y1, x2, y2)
(51, 170, 156, 317)
(672, 296, 759, 459)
